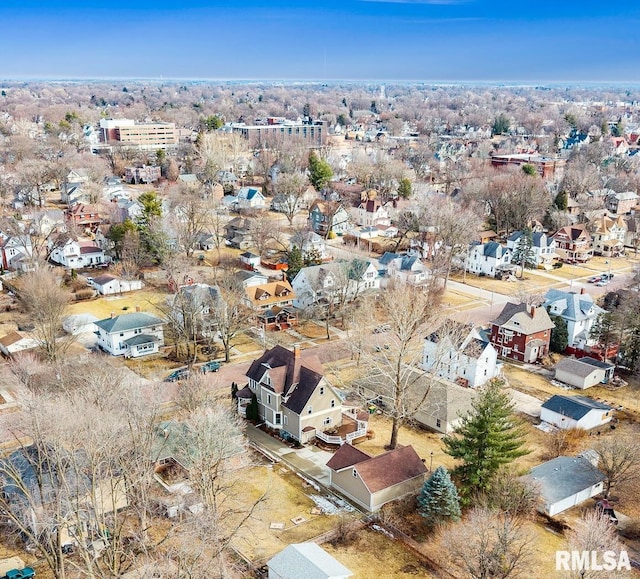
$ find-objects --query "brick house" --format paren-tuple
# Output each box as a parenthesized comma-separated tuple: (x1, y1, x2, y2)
(489, 303, 554, 363)
(552, 224, 593, 263)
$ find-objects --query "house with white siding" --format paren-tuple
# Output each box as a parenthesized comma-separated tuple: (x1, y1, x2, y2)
(464, 241, 512, 277)
(507, 231, 557, 268)
(540, 394, 613, 430)
(94, 312, 165, 358)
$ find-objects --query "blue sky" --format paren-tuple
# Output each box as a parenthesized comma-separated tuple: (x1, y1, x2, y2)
(1, 1, 639, 81)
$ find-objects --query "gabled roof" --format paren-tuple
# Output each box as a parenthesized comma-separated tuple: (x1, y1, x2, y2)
(526, 456, 606, 506)
(326, 444, 371, 471)
(350, 446, 427, 494)
(541, 394, 612, 420)
(483, 241, 508, 258)
(0, 331, 28, 347)
(578, 357, 615, 370)
(491, 302, 555, 334)
(554, 358, 602, 378)
(283, 366, 324, 414)
(94, 312, 165, 334)
(245, 280, 295, 307)
(552, 224, 591, 242)
(543, 289, 603, 322)
(268, 543, 353, 579)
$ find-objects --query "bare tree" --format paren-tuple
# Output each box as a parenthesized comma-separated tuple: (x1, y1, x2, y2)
(358, 282, 443, 449)
(273, 170, 308, 226)
(593, 436, 640, 498)
(169, 187, 215, 258)
(17, 268, 72, 363)
(211, 274, 253, 363)
(565, 510, 633, 579)
(443, 508, 533, 579)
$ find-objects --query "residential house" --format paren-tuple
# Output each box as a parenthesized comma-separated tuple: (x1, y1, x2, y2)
(423, 324, 501, 388)
(554, 357, 615, 389)
(0, 445, 128, 548)
(386, 254, 429, 285)
(523, 456, 607, 517)
(606, 191, 639, 215)
(413, 378, 477, 434)
(489, 153, 566, 179)
(543, 288, 604, 350)
(89, 274, 143, 295)
(507, 231, 557, 268)
(464, 241, 512, 277)
(237, 187, 267, 211)
(224, 217, 253, 250)
(115, 199, 143, 223)
(540, 394, 613, 430)
(245, 345, 344, 442)
(551, 224, 593, 263)
(271, 187, 316, 214)
(353, 196, 391, 228)
(489, 303, 554, 363)
(171, 283, 220, 337)
(291, 260, 379, 310)
(268, 543, 353, 579)
(239, 251, 260, 270)
(0, 331, 39, 357)
(215, 171, 238, 189)
(234, 269, 269, 288)
(94, 312, 165, 358)
(290, 230, 329, 261)
(124, 165, 161, 184)
(245, 280, 295, 311)
(308, 201, 351, 237)
(32, 209, 65, 237)
(326, 444, 427, 511)
(589, 214, 627, 257)
(65, 204, 102, 231)
(49, 234, 109, 269)
(0, 234, 33, 272)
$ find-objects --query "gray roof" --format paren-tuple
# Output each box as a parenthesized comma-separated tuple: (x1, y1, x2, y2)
(578, 357, 614, 370)
(491, 302, 555, 334)
(526, 456, 606, 506)
(483, 241, 507, 258)
(95, 312, 165, 334)
(541, 394, 612, 420)
(554, 358, 601, 378)
(268, 543, 353, 579)
(123, 334, 157, 347)
(544, 289, 604, 322)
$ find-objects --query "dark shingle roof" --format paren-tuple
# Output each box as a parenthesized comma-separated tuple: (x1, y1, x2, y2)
(326, 444, 371, 471)
(354, 446, 427, 494)
(541, 394, 612, 420)
(491, 302, 555, 334)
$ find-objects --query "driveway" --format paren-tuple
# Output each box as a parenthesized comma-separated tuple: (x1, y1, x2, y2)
(508, 388, 543, 418)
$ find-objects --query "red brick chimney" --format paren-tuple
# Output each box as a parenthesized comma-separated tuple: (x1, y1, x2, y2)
(530, 305, 535, 317)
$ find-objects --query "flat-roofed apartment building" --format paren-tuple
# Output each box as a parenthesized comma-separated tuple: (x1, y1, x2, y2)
(99, 118, 178, 150)
(229, 117, 326, 147)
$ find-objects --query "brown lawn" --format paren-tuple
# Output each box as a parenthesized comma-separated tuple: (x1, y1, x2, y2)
(65, 289, 168, 320)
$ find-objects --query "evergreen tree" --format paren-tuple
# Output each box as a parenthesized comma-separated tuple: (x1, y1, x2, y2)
(285, 245, 304, 280)
(397, 177, 412, 199)
(308, 151, 333, 191)
(417, 466, 461, 529)
(491, 113, 510, 136)
(549, 314, 569, 353)
(231, 382, 238, 400)
(443, 379, 529, 502)
(553, 190, 568, 211)
(246, 393, 259, 422)
(510, 229, 537, 278)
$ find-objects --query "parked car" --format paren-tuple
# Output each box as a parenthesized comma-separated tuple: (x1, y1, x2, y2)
(601, 273, 614, 280)
(201, 360, 221, 373)
(588, 276, 601, 283)
(4, 569, 36, 579)
(596, 499, 618, 525)
(595, 280, 609, 287)
(165, 369, 190, 382)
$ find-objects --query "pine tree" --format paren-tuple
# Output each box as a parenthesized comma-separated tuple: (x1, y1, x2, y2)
(308, 151, 333, 191)
(549, 314, 569, 353)
(510, 229, 537, 278)
(417, 466, 461, 529)
(246, 393, 259, 421)
(443, 379, 529, 502)
(231, 382, 238, 400)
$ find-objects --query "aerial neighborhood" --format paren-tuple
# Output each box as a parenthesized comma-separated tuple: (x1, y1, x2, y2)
(1, 80, 640, 578)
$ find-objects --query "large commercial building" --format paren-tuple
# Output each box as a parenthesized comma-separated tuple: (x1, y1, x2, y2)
(99, 118, 178, 150)
(228, 117, 326, 147)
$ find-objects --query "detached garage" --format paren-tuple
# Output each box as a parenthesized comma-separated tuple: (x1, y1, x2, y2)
(540, 394, 613, 430)
(524, 456, 606, 517)
(554, 357, 615, 389)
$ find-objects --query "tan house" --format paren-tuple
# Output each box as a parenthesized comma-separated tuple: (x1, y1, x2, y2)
(552, 224, 593, 263)
(245, 345, 344, 443)
(326, 444, 427, 511)
(590, 214, 627, 257)
(244, 280, 295, 311)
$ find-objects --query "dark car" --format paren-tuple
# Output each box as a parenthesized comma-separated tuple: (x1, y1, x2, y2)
(596, 499, 618, 525)
(201, 360, 221, 373)
(165, 369, 190, 382)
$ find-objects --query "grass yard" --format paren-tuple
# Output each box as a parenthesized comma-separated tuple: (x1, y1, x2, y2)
(441, 287, 479, 308)
(297, 320, 332, 340)
(65, 289, 168, 320)
(230, 464, 354, 563)
(323, 525, 437, 578)
(450, 272, 553, 296)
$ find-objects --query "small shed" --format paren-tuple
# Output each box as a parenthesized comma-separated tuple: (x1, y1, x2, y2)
(540, 394, 613, 430)
(268, 543, 353, 579)
(524, 456, 606, 516)
(239, 251, 260, 269)
(0, 331, 39, 357)
(90, 274, 143, 295)
(554, 357, 615, 389)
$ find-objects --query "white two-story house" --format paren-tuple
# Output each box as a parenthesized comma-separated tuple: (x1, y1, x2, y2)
(507, 231, 557, 268)
(94, 312, 166, 358)
(245, 345, 345, 443)
(465, 241, 512, 277)
(543, 288, 605, 350)
(49, 234, 109, 269)
(291, 259, 379, 310)
(423, 324, 502, 388)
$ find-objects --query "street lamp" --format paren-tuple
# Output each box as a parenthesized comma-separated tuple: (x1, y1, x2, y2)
(430, 451, 434, 472)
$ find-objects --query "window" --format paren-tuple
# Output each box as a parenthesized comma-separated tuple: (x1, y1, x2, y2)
(331, 399, 336, 408)
(323, 417, 332, 426)
(436, 418, 441, 428)
(267, 394, 271, 404)
(353, 469, 358, 478)
(319, 386, 324, 395)
(307, 405, 313, 414)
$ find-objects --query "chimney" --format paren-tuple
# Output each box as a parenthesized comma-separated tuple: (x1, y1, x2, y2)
(293, 344, 300, 359)
(530, 305, 535, 317)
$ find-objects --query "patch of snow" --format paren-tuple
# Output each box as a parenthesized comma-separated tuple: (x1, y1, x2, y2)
(371, 524, 394, 539)
(296, 473, 321, 492)
(310, 494, 355, 514)
(535, 421, 559, 433)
